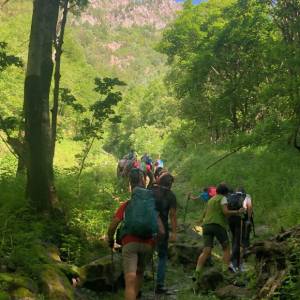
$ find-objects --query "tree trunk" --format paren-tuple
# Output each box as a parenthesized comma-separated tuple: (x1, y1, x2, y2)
(16, 122, 26, 176)
(51, 0, 69, 164)
(24, 0, 59, 212)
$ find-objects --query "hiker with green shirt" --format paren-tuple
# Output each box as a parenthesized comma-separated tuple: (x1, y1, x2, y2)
(195, 183, 245, 276)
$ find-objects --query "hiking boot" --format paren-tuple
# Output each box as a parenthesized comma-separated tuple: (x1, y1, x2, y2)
(155, 286, 173, 295)
(192, 269, 203, 282)
(228, 262, 238, 273)
(239, 263, 246, 272)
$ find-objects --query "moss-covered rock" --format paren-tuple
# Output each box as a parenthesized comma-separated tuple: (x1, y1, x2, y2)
(216, 285, 253, 299)
(169, 225, 203, 266)
(11, 287, 36, 300)
(45, 245, 61, 263)
(195, 267, 224, 292)
(55, 263, 82, 282)
(0, 273, 37, 293)
(0, 290, 10, 300)
(80, 253, 123, 291)
(40, 265, 74, 300)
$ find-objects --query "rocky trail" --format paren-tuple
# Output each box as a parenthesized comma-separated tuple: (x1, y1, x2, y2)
(88, 223, 300, 300)
(1, 223, 299, 299)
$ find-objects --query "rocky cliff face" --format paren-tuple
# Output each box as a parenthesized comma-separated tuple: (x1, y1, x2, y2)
(71, 0, 181, 80)
(79, 0, 181, 29)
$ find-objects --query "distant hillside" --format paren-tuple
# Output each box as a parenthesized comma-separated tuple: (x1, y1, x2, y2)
(71, 0, 181, 83)
(78, 0, 181, 29)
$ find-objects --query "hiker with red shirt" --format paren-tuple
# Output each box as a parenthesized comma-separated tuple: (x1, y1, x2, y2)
(107, 168, 164, 300)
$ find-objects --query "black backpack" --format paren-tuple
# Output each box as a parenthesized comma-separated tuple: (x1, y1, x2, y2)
(227, 192, 246, 211)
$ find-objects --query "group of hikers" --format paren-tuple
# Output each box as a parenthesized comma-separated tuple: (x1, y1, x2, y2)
(189, 184, 253, 276)
(108, 151, 254, 300)
(117, 150, 164, 188)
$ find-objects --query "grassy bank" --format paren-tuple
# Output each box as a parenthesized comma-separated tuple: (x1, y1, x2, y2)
(166, 140, 300, 234)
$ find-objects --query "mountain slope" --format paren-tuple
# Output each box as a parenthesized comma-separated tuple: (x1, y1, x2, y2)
(71, 0, 181, 83)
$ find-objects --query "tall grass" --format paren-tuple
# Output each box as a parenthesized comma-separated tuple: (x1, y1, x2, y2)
(166, 140, 300, 234)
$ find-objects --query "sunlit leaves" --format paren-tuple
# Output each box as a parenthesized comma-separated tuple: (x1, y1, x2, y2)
(0, 42, 23, 72)
(0, 116, 19, 132)
(60, 88, 86, 113)
(76, 77, 126, 142)
(94, 77, 126, 95)
(158, 0, 300, 147)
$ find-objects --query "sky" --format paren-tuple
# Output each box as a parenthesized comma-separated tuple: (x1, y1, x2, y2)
(176, 0, 203, 4)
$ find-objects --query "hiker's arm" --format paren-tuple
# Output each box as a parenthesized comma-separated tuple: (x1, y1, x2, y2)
(169, 207, 177, 242)
(246, 198, 253, 220)
(222, 204, 245, 217)
(107, 217, 121, 247)
(157, 215, 165, 236)
(188, 192, 199, 201)
(247, 205, 253, 220)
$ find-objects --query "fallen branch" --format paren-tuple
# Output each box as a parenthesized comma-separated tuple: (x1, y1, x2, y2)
(257, 270, 286, 299)
(206, 146, 244, 170)
(206, 134, 285, 170)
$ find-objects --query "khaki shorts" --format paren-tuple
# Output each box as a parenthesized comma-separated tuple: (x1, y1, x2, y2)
(122, 242, 153, 274)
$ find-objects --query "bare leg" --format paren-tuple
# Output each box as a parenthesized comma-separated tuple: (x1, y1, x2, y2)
(222, 244, 230, 267)
(135, 271, 143, 296)
(196, 247, 212, 271)
(124, 272, 137, 300)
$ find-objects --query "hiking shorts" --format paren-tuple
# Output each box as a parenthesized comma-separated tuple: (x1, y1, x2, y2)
(202, 223, 229, 249)
(122, 242, 153, 274)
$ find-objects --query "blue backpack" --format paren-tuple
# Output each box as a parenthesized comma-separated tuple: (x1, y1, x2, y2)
(120, 187, 158, 239)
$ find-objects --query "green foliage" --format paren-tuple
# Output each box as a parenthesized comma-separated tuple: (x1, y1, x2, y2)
(0, 177, 46, 276)
(60, 233, 82, 264)
(273, 237, 300, 299)
(60, 88, 86, 114)
(159, 0, 300, 149)
(1, 1, 300, 299)
(103, 76, 179, 158)
(129, 125, 166, 156)
(0, 42, 23, 71)
(76, 77, 125, 142)
(165, 138, 300, 234)
(0, 41, 23, 143)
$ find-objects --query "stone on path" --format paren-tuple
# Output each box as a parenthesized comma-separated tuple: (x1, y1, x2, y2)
(80, 252, 123, 291)
(216, 285, 253, 299)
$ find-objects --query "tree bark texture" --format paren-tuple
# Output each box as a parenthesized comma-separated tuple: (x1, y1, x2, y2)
(24, 0, 59, 212)
(51, 0, 69, 164)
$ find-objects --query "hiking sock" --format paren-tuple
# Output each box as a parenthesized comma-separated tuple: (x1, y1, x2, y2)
(192, 268, 204, 281)
(155, 286, 174, 295)
(195, 265, 203, 273)
(137, 291, 142, 299)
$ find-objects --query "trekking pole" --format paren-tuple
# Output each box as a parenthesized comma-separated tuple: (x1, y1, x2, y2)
(251, 215, 256, 237)
(151, 253, 155, 298)
(183, 194, 191, 224)
(239, 217, 243, 269)
(111, 248, 115, 293)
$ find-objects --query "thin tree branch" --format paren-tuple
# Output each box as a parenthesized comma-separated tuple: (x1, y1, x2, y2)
(51, 0, 69, 160)
(0, 133, 19, 160)
(1, 0, 11, 8)
(206, 146, 244, 170)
